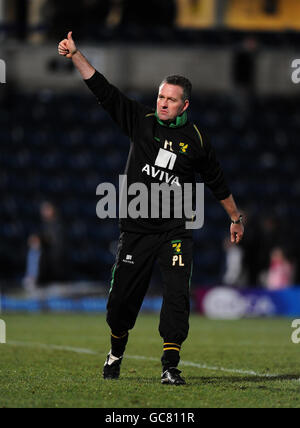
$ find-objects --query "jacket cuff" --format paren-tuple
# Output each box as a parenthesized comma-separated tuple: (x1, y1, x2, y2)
(214, 189, 231, 201)
(84, 70, 107, 90)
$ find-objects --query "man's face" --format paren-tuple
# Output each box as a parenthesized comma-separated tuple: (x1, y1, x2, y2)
(157, 83, 189, 122)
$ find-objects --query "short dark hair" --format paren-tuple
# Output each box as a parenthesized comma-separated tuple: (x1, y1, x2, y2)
(160, 75, 192, 101)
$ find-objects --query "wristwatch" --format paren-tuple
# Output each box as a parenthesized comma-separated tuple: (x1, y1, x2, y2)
(231, 214, 243, 225)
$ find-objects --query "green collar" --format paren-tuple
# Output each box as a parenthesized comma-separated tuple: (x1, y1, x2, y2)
(155, 111, 187, 128)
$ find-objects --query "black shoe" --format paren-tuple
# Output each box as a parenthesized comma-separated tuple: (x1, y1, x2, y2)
(161, 368, 186, 385)
(103, 353, 123, 379)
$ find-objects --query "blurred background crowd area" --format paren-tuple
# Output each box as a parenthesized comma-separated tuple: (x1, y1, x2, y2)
(0, 0, 299, 292)
(3, 0, 300, 44)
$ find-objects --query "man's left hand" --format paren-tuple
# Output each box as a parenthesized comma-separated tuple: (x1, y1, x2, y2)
(230, 223, 244, 244)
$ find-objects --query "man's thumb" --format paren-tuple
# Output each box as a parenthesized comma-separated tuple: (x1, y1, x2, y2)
(68, 31, 73, 41)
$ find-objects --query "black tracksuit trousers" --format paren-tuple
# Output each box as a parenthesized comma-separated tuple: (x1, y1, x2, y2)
(107, 227, 193, 366)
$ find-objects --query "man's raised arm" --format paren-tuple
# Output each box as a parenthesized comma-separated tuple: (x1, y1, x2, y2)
(58, 31, 95, 80)
(58, 31, 150, 139)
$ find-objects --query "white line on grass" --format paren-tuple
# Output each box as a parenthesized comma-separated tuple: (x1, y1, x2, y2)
(7, 340, 98, 355)
(6, 340, 282, 379)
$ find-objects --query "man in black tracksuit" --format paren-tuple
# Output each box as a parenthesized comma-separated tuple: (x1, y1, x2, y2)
(58, 32, 244, 385)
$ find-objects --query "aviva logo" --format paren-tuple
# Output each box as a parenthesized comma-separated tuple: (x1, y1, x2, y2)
(154, 148, 177, 171)
(0, 59, 6, 84)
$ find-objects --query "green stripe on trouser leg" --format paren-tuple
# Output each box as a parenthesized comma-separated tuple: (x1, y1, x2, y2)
(109, 264, 117, 293)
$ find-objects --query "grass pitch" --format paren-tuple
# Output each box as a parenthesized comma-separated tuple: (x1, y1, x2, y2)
(0, 313, 300, 408)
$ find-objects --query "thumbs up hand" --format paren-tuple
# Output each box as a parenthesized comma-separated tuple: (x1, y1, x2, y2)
(58, 31, 78, 59)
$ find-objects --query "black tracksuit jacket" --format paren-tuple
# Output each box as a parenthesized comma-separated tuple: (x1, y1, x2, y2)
(85, 70, 231, 234)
